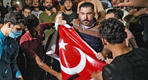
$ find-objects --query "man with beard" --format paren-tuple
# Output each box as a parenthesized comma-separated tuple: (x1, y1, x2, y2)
(72, 2, 103, 52)
(39, 0, 60, 80)
(61, 0, 78, 25)
(39, 0, 57, 42)
(24, 0, 33, 7)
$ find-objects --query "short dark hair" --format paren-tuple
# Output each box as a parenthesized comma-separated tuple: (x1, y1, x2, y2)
(26, 14, 39, 37)
(63, 0, 74, 5)
(22, 6, 31, 11)
(0, 16, 3, 24)
(99, 18, 127, 44)
(63, 0, 74, 3)
(26, 14, 39, 29)
(79, 2, 94, 11)
(4, 11, 26, 25)
(107, 8, 123, 20)
(43, 0, 52, 3)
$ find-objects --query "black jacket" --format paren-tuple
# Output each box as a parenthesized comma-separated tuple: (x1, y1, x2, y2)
(103, 48, 148, 80)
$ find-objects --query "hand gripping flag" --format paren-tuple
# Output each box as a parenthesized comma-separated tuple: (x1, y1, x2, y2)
(59, 25, 106, 80)
(46, 14, 62, 61)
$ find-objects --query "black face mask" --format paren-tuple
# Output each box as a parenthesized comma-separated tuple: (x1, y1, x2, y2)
(33, 6, 39, 8)
(64, 6, 72, 11)
(45, 6, 52, 11)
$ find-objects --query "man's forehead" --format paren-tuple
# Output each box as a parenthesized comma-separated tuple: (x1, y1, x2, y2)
(25, 0, 32, 2)
(24, 9, 31, 12)
(33, 0, 38, 2)
(45, 0, 52, 2)
(65, 0, 71, 3)
(79, 7, 94, 13)
(80, 7, 93, 11)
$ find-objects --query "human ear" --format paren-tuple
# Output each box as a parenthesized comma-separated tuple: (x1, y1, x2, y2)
(7, 22, 12, 28)
(101, 38, 107, 45)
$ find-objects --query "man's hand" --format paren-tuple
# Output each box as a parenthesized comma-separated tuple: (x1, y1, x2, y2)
(92, 70, 103, 80)
(117, 0, 148, 7)
(59, 20, 67, 25)
(111, 0, 123, 7)
(96, 53, 105, 61)
(56, 73, 62, 80)
(105, 58, 113, 64)
(17, 76, 24, 80)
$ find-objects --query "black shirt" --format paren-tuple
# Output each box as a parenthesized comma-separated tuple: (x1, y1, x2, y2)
(103, 48, 148, 80)
(62, 11, 78, 24)
(140, 14, 148, 42)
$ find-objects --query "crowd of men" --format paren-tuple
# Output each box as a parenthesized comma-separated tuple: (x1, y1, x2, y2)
(0, 0, 148, 80)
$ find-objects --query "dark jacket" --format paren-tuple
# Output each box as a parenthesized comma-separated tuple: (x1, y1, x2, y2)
(103, 48, 148, 80)
(0, 30, 21, 80)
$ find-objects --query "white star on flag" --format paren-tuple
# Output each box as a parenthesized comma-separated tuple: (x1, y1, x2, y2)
(59, 39, 68, 50)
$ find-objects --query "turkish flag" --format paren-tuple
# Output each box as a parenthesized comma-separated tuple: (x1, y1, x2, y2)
(59, 25, 106, 80)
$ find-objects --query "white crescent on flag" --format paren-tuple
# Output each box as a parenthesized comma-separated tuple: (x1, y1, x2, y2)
(59, 25, 106, 80)
(60, 45, 86, 75)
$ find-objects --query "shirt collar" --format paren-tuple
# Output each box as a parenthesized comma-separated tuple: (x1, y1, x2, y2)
(62, 11, 73, 15)
(44, 10, 54, 15)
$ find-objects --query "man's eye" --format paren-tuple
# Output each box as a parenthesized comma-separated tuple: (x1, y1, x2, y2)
(87, 12, 92, 15)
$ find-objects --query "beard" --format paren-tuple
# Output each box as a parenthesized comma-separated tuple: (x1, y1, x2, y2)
(82, 19, 90, 26)
(45, 6, 52, 11)
(64, 6, 72, 11)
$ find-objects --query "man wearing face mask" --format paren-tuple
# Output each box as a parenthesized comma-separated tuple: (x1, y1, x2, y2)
(32, 0, 43, 19)
(0, 12, 26, 80)
(61, 0, 78, 25)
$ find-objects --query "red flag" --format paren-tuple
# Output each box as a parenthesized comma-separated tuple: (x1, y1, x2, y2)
(59, 25, 106, 80)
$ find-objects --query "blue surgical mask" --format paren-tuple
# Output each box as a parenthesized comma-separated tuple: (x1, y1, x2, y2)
(9, 30, 22, 38)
